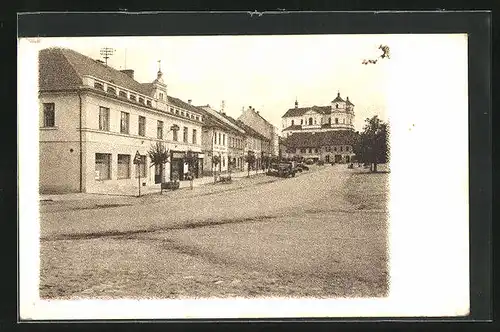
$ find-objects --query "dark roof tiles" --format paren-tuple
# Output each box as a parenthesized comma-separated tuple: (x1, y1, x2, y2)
(39, 48, 152, 95)
(282, 130, 358, 148)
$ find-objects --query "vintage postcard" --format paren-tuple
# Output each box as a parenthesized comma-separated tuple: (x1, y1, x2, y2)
(18, 33, 469, 320)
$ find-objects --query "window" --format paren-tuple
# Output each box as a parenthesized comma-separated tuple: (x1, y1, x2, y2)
(328, 117, 332, 125)
(196, 116, 199, 121)
(130, 94, 136, 102)
(315, 148, 319, 153)
(291, 120, 295, 126)
(120, 112, 130, 134)
(139, 97, 145, 104)
(340, 146, 343, 152)
(43, 103, 55, 127)
(173, 126, 179, 141)
(183, 127, 188, 143)
(119, 90, 127, 98)
(346, 146, 350, 151)
(223, 134, 226, 146)
(192, 129, 197, 144)
(94, 81, 104, 90)
(157, 120, 164, 139)
(107, 86, 116, 94)
(95, 153, 111, 180)
(336, 103, 339, 108)
(146, 100, 152, 107)
(343, 118, 345, 124)
(181, 111, 185, 117)
(308, 148, 312, 153)
(159, 92, 164, 100)
(175, 109, 179, 115)
(117, 154, 131, 179)
(334, 147, 337, 152)
(213, 133, 216, 144)
(335, 118, 339, 124)
(300, 119, 303, 125)
(222, 157, 225, 167)
(308, 117, 313, 125)
(135, 155, 147, 178)
(218, 133, 221, 145)
(138, 116, 146, 136)
(98, 106, 110, 131)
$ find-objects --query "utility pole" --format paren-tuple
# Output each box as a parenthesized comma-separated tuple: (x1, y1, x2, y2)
(100, 47, 115, 66)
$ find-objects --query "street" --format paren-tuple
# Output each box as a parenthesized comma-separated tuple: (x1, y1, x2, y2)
(40, 165, 389, 299)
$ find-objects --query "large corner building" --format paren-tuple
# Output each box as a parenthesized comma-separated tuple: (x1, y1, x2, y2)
(38, 47, 205, 194)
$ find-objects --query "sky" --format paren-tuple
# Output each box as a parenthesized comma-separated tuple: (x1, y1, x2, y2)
(33, 35, 393, 132)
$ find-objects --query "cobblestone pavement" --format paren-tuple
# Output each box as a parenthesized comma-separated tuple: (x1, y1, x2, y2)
(39, 164, 389, 299)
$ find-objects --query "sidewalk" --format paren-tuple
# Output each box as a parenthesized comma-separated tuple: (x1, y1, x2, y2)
(39, 169, 268, 204)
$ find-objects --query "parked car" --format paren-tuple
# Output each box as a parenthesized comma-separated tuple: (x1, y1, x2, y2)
(296, 163, 309, 171)
(266, 162, 296, 178)
(305, 159, 314, 165)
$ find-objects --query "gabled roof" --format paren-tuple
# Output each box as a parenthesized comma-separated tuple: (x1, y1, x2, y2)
(346, 98, 355, 106)
(282, 130, 358, 148)
(282, 105, 332, 118)
(39, 48, 151, 95)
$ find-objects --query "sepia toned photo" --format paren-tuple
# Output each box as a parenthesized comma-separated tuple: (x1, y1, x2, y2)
(18, 32, 470, 320)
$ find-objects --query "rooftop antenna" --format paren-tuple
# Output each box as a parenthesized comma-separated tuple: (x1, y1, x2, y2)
(99, 47, 115, 66)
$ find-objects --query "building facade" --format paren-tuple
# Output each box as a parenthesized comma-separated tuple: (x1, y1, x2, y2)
(39, 47, 204, 194)
(281, 92, 357, 163)
(238, 106, 279, 157)
(281, 92, 355, 137)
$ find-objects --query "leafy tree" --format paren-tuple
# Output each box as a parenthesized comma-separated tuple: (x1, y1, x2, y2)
(184, 150, 197, 189)
(355, 116, 390, 172)
(148, 142, 169, 183)
(212, 155, 221, 183)
(245, 152, 256, 178)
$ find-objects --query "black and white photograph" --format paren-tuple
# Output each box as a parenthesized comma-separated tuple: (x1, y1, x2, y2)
(18, 28, 471, 320)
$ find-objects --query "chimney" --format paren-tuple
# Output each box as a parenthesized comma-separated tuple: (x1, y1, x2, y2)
(188, 99, 192, 104)
(120, 69, 134, 79)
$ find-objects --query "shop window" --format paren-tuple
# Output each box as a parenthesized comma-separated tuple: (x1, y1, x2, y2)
(95, 153, 111, 180)
(117, 154, 131, 179)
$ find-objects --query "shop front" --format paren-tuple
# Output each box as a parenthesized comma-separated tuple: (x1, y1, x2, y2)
(170, 151, 204, 181)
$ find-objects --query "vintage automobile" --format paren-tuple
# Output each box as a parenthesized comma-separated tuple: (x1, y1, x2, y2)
(295, 163, 309, 172)
(266, 162, 297, 178)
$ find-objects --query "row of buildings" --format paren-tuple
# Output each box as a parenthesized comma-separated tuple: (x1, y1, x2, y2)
(38, 48, 280, 194)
